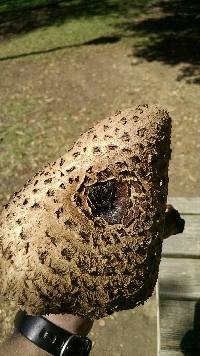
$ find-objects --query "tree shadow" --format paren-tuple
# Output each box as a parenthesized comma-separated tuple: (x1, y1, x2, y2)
(181, 300, 200, 355)
(0, 35, 121, 61)
(0, 0, 115, 39)
(121, 0, 200, 84)
(0, 0, 148, 40)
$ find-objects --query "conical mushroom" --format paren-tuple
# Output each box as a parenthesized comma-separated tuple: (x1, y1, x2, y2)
(0, 104, 181, 319)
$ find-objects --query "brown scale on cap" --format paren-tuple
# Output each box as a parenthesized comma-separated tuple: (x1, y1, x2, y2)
(0, 105, 184, 319)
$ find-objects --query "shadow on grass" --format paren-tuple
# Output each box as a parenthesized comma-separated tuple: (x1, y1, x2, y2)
(2, 0, 200, 84)
(0, 35, 121, 61)
(120, 0, 200, 84)
(0, 0, 149, 39)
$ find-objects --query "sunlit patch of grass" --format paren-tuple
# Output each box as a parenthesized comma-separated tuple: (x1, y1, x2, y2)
(0, 16, 119, 58)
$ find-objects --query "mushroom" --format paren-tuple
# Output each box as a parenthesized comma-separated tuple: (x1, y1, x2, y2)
(0, 104, 184, 319)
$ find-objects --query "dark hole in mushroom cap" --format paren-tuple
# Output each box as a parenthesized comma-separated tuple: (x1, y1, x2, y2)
(87, 180, 131, 224)
(88, 180, 114, 213)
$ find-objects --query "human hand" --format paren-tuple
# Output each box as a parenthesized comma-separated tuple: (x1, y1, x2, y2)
(44, 313, 93, 336)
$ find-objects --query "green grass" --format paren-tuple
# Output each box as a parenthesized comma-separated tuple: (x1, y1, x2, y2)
(0, 95, 91, 203)
(0, 0, 151, 13)
(0, 17, 118, 58)
(0, 0, 51, 12)
(0, 0, 155, 59)
(0, 93, 91, 170)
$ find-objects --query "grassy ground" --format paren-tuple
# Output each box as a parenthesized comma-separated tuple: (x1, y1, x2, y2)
(0, 0, 154, 58)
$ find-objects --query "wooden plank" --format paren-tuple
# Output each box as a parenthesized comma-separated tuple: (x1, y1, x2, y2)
(167, 197, 200, 214)
(159, 198, 200, 355)
(160, 299, 198, 351)
(160, 350, 187, 356)
(159, 257, 200, 300)
(162, 214, 200, 257)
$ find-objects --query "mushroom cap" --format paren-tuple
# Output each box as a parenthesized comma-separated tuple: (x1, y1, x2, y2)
(0, 104, 171, 319)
